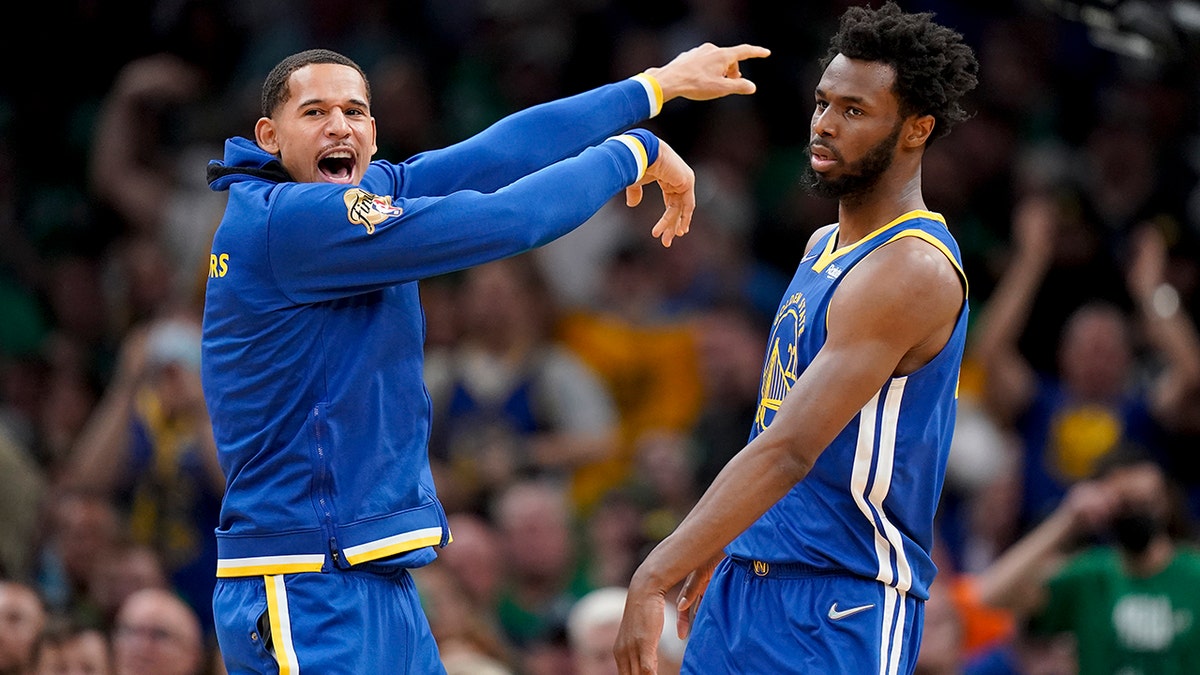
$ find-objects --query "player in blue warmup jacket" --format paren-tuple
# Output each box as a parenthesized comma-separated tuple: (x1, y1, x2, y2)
(201, 44, 768, 674)
(616, 4, 978, 674)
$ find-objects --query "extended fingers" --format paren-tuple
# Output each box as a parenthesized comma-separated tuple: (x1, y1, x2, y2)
(653, 212, 679, 247)
(722, 44, 769, 92)
(654, 196, 692, 248)
(726, 43, 772, 62)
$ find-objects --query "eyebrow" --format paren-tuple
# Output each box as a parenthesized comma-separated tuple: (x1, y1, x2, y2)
(814, 87, 869, 106)
(297, 97, 369, 109)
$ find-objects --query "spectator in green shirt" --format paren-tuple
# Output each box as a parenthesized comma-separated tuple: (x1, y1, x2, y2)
(976, 447, 1200, 674)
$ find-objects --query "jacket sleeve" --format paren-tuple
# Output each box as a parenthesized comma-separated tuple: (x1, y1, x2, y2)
(382, 78, 656, 198)
(265, 134, 652, 304)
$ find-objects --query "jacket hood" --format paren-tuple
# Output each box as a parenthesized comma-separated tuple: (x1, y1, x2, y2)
(207, 137, 293, 191)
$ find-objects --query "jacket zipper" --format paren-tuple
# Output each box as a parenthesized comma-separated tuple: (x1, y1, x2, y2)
(312, 404, 341, 567)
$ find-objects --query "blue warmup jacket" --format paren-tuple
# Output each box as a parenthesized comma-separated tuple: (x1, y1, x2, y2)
(202, 76, 661, 577)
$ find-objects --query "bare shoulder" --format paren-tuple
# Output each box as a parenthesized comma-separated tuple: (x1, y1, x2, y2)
(854, 235, 964, 314)
(830, 235, 965, 352)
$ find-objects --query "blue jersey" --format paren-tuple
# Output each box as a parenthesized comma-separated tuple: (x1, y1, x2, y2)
(726, 210, 968, 601)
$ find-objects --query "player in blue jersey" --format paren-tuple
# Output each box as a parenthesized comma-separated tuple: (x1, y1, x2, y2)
(615, 3, 978, 674)
(201, 44, 768, 674)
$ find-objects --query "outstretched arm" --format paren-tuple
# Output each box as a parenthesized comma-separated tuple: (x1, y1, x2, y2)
(396, 43, 769, 197)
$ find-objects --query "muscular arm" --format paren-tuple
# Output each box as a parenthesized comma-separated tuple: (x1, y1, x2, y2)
(615, 237, 965, 674)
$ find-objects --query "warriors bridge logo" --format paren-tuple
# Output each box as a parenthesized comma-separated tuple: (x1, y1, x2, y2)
(755, 292, 805, 433)
(343, 188, 402, 234)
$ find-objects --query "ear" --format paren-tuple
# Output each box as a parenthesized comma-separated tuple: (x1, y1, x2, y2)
(255, 117, 280, 155)
(369, 117, 378, 159)
(903, 114, 935, 149)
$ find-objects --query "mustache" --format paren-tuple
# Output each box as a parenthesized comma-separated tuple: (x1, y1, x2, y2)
(808, 139, 841, 161)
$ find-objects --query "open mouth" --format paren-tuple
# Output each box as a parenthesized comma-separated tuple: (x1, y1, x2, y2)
(318, 150, 356, 182)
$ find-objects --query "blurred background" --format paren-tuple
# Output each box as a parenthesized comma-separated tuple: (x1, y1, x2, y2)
(1, 1, 1199, 674)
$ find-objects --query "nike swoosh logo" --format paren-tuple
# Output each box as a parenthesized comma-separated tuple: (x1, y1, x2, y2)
(827, 602, 875, 620)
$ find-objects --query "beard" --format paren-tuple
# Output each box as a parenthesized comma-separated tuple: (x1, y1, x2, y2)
(802, 120, 903, 202)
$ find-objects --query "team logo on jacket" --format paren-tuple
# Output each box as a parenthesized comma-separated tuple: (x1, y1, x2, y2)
(343, 188, 402, 234)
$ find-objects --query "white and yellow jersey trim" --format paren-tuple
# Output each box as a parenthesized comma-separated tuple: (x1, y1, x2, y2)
(610, 134, 650, 182)
(217, 554, 325, 578)
(631, 73, 663, 117)
(265, 575, 300, 674)
(342, 527, 446, 566)
(216, 526, 452, 577)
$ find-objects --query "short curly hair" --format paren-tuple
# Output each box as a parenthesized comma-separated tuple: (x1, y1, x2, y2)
(261, 49, 370, 118)
(823, 2, 979, 144)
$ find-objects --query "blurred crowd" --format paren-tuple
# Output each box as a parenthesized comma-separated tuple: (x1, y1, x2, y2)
(1, 0, 1199, 674)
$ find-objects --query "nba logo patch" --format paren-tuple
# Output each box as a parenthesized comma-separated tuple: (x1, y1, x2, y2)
(344, 188, 403, 234)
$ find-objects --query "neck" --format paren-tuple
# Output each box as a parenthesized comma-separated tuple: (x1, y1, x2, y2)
(836, 164, 925, 245)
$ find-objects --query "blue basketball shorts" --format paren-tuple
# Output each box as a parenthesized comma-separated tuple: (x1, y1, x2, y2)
(212, 563, 446, 674)
(681, 557, 925, 675)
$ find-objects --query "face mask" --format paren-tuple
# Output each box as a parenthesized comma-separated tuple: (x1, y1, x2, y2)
(1110, 509, 1160, 556)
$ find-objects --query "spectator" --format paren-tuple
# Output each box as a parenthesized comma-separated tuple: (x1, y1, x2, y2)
(975, 449, 1200, 673)
(424, 255, 620, 515)
(627, 429, 699, 545)
(33, 617, 112, 675)
(971, 195, 1200, 529)
(440, 649, 513, 675)
(32, 335, 100, 478)
(88, 52, 225, 302)
(567, 586, 685, 675)
(436, 512, 505, 612)
(111, 588, 205, 675)
(59, 314, 222, 634)
(412, 564, 515, 672)
(82, 543, 168, 634)
(0, 424, 45, 580)
(555, 240, 706, 511)
(915, 579, 966, 675)
(490, 479, 592, 654)
(0, 579, 47, 675)
(33, 492, 120, 624)
(578, 488, 648, 591)
(686, 302, 771, 489)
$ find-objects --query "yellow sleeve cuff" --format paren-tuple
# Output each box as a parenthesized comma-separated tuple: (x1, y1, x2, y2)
(632, 73, 663, 118)
(609, 134, 649, 182)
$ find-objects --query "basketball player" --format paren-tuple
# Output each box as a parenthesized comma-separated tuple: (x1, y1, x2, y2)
(615, 4, 979, 673)
(201, 43, 768, 674)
